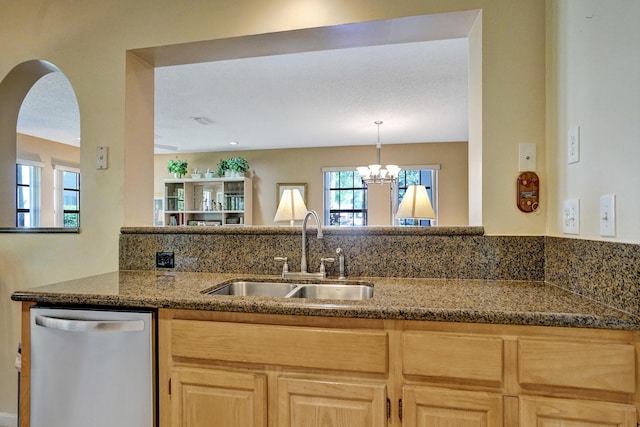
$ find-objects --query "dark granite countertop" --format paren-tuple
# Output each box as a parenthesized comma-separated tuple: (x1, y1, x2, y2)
(11, 270, 640, 330)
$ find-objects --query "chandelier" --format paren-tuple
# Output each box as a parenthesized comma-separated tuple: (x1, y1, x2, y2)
(357, 121, 401, 185)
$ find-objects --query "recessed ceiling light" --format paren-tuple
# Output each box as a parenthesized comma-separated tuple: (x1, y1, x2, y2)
(229, 141, 238, 145)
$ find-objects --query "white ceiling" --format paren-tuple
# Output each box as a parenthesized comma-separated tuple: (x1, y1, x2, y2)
(15, 11, 475, 154)
(18, 72, 81, 146)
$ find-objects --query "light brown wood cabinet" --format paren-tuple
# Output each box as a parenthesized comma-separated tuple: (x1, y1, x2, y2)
(169, 367, 267, 427)
(278, 377, 387, 427)
(159, 310, 390, 427)
(402, 386, 502, 427)
(158, 309, 639, 427)
(520, 395, 637, 427)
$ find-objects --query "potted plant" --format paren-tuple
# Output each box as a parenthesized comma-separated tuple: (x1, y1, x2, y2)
(217, 157, 250, 177)
(167, 159, 189, 178)
(215, 159, 229, 177)
(226, 157, 250, 177)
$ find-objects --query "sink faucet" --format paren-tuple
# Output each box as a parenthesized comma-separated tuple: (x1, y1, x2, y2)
(300, 210, 323, 273)
(275, 210, 326, 279)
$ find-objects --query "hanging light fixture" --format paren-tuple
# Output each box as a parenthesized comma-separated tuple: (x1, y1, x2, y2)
(357, 121, 401, 185)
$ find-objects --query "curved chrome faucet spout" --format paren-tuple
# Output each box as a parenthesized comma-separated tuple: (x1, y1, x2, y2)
(301, 210, 322, 273)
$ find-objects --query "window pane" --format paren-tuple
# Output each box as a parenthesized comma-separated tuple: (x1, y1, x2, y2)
(329, 172, 339, 189)
(329, 190, 340, 209)
(353, 189, 364, 209)
(17, 212, 30, 227)
(63, 171, 79, 189)
(17, 165, 30, 185)
(339, 172, 354, 189)
(63, 190, 79, 210)
(64, 213, 79, 227)
(339, 189, 353, 209)
(420, 170, 432, 187)
(17, 187, 30, 209)
(405, 170, 420, 185)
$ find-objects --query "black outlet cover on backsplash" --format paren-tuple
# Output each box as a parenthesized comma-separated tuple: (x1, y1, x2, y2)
(156, 252, 174, 268)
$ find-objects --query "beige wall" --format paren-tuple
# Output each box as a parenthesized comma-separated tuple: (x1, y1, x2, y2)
(546, 0, 640, 243)
(17, 134, 80, 227)
(0, 0, 551, 415)
(155, 142, 469, 226)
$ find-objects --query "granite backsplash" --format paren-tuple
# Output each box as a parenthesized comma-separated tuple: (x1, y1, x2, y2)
(119, 226, 638, 317)
(545, 236, 640, 317)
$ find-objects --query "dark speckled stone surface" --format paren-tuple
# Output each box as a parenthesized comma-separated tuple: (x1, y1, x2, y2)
(546, 237, 640, 317)
(11, 227, 639, 331)
(10, 271, 640, 330)
(119, 226, 544, 281)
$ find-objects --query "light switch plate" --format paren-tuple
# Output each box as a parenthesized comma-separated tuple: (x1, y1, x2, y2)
(599, 194, 616, 237)
(562, 199, 580, 234)
(568, 126, 580, 164)
(518, 143, 536, 171)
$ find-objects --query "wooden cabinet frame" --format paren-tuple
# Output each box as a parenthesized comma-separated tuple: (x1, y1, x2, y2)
(19, 304, 638, 427)
(158, 309, 639, 427)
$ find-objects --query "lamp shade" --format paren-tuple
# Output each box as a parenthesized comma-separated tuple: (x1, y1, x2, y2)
(396, 185, 435, 219)
(274, 188, 308, 225)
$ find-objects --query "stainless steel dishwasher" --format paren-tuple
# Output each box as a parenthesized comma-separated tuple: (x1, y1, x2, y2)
(30, 306, 154, 427)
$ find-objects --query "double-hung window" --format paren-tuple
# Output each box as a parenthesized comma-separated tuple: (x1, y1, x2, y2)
(54, 166, 80, 227)
(16, 161, 43, 227)
(323, 165, 438, 226)
(397, 167, 438, 226)
(323, 168, 367, 226)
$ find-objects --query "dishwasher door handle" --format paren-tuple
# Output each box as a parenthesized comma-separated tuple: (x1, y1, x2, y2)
(35, 315, 145, 333)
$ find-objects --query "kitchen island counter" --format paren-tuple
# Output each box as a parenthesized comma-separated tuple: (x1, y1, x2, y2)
(11, 270, 639, 330)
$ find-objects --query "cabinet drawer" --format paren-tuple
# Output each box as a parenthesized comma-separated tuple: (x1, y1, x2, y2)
(171, 320, 388, 374)
(518, 339, 636, 393)
(520, 395, 637, 427)
(402, 332, 503, 385)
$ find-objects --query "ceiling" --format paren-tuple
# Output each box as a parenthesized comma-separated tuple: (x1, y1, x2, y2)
(16, 11, 476, 154)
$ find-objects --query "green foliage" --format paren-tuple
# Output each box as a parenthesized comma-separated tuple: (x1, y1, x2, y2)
(215, 159, 229, 177)
(167, 159, 189, 176)
(216, 157, 249, 175)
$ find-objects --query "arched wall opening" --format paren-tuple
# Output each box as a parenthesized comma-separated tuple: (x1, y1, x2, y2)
(0, 60, 80, 229)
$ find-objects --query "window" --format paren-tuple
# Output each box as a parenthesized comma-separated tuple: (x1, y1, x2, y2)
(54, 167, 80, 227)
(323, 166, 438, 227)
(323, 169, 367, 226)
(397, 168, 437, 227)
(16, 163, 42, 227)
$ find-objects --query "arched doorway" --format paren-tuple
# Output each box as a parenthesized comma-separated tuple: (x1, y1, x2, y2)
(0, 60, 80, 228)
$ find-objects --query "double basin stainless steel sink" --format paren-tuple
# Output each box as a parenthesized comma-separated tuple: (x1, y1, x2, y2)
(204, 279, 374, 301)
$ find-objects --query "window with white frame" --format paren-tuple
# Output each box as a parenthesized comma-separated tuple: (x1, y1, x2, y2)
(397, 167, 438, 226)
(323, 168, 367, 226)
(323, 165, 438, 226)
(54, 165, 80, 227)
(16, 161, 43, 227)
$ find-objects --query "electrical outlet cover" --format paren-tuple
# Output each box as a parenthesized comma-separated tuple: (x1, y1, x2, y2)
(519, 143, 537, 172)
(156, 252, 175, 268)
(568, 126, 580, 164)
(562, 199, 580, 235)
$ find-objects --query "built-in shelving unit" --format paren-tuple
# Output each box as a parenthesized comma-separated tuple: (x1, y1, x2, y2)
(164, 177, 252, 226)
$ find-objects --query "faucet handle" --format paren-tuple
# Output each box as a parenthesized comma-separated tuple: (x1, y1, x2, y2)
(274, 257, 289, 276)
(319, 257, 335, 275)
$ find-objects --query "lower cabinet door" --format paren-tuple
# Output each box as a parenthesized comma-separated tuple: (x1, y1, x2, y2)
(277, 377, 387, 427)
(520, 396, 637, 427)
(403, 386, 503, 427)
(170, 367, 267, 427)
